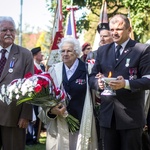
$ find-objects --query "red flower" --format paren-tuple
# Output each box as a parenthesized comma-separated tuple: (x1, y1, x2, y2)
(37, 78, 49, 88)
(24, 72, 33, 78)
(42, 80, 49, 88)
(34, 85, 42, 93)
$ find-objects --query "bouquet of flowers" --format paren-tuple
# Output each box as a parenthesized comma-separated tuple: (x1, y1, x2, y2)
(0, 72, 79, 134)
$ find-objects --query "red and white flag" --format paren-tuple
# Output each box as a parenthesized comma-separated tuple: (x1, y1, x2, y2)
(47, 0, 64, 67)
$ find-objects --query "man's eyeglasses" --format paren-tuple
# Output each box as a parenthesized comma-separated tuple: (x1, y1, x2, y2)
(0, 29, 16, 33)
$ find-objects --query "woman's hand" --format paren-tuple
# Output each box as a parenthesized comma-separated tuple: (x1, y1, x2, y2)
(49, 103, 66, 116)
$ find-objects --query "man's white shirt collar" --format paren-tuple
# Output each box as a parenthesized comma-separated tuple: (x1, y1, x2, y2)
(115, 38, 130, 54)
(0, 45, 12, 59)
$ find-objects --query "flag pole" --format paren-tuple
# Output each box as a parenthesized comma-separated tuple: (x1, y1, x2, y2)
(19, 0, 23, 46)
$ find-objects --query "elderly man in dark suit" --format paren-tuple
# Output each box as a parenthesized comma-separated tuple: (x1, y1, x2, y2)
(89, 14, 150, 150)
(0, 16, 33, 150)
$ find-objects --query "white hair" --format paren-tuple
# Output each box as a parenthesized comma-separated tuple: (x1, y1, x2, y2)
(58, 37, 81, 56)
(0, 16, 16, 29)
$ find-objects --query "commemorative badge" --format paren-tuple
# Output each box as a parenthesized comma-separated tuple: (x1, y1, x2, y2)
(8, 60, 15, 73)
(125, 58, 130, 67)
(75, 79, 86, 85)
(8, 68, 13, 73)
(129, 68, 137, 80)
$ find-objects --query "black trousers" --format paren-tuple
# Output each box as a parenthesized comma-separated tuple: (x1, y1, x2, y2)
(101, 126, 143, 150)
(100, 113, 143, 150)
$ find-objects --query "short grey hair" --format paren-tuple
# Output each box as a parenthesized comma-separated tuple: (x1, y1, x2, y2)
(109, 14, 130, 29)
(0, 16, 16, 29)
(58, 37, 82, 56)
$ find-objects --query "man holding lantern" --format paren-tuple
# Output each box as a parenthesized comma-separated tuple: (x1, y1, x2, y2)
(89, 14, 150, 150)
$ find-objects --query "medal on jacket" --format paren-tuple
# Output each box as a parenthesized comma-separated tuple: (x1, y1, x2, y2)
(125, 58, 130, 67)
(8, 60, 15, 73)
(129, 68, 134, 80)
(129, 68, 137, 80)
(75, 79, 86, 85)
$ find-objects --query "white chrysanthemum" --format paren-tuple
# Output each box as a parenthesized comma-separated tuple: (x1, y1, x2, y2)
(17, 82, 23, 89)
(22, 79, 33, 88)
(28, 87, 34, 92)
(21, 87, 28, 95)
(6, 87, 10, 96)
(8, 93, 13, 99)
(1, 84, 6, 95)
(8, 83, 17, 93)
(16, 94, 20, 99)
(0, 94, 4, 102)
(14, 88, 19, 94)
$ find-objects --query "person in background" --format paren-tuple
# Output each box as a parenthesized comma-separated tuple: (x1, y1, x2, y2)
(80, 42, 92, 62)
(97, 22, 113, 46)
(89, 14, 150, 150)
(86, 22, 113, 62)
(38, 37, 98, 150)
(31, 47, 45, 73)
(88, 22, 113, 150)
(26, 47, 45, 145)
(0, 16, 33, 150)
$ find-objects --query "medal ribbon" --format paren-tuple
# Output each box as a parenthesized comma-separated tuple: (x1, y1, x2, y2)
(10, 61, 15, 68)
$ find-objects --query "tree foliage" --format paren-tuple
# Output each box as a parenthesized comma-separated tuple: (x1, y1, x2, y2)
(46, 0, 150, 43)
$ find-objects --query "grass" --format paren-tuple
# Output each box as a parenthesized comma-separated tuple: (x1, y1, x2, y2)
(25, 132, 46, 150)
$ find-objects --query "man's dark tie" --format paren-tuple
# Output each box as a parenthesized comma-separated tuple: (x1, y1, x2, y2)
(115, 45, 122, 62)
(0, 49, 7, 77)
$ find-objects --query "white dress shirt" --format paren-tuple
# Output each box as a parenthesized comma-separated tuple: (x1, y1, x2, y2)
(64, 59, 79, 80)
(0, 45, 12, 59)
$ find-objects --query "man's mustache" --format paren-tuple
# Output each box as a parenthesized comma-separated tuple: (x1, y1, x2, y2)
(4, 36, 13, 39)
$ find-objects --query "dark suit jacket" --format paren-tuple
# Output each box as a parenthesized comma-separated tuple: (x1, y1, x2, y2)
(89, 39, 150, 130)
(62, 59, 87, 122)
(0, 44, 34, 127)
